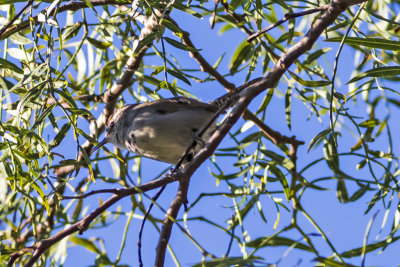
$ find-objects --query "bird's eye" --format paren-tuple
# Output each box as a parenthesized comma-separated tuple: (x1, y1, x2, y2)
(107, 122, 115, 132)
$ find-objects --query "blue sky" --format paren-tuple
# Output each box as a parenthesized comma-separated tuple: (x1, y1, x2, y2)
(2, 2, 400, 266)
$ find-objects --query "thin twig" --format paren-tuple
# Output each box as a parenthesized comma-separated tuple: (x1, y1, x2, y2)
(153, 0, 369, 265)
(361, 210, 379, 267)
(247, 5, 329, 42)
(0, 0, 33, 38)
(224, 214, 235, 257)
(330, 2, 367, 146)
(0, 0, 126, 39)
(138, 185, 166, 267)
(8, 175, 175, 266)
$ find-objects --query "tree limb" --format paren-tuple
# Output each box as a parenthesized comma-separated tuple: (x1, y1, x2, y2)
(153, 0, 367, 265)
(8, 175, 175, 266)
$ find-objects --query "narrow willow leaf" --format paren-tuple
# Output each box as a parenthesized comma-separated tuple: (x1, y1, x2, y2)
(365, 190, 381, 214)
(160, 19, 182, 35)
(326, 37, 400, 51)
(359, 119, 380, 128)
(80, 146, 94, 182)
(239, 198, 257, 220)
(56, 89, 78, 108)
(49, 122, 71, 148)
(257, 88, 274, 113)
(31, 182, 50, 213)
(62, 22, 82, 40)
(172, 2, 202, 18)
(347, 66, 400, 84)
(87, 37, 111, 50)
(9, 33, 32, 44)
(192, 257, 261, 267)
(268, 165, 290, 200)
(166, 69, 191, 85)
(285, 87, 292, 130)
(134, 31, 158, 53)
(337, 179, 349, 203)
(308, 128, 330, 152)
(31, 104, 56, 130)
(289, 70, 331, 87)
(323, 134, 339, 171)
(313, 257, 356, 267)
(349, 183, 369, 202)
(247, 236, 313, 251)
(163, 37, 200, 52)
(72, 199, 83, 221)
(230, 0, 245, 11)
(0, 58, 23, 74)
(304, 48, 331, 65)
(340, 236, 400, 258)
(211, 166, 251, 180)
(260, 150, 294, 170)
(83, 0, 98, 14)
(230, 41, 253, 73)
(70, 236, 102, 254)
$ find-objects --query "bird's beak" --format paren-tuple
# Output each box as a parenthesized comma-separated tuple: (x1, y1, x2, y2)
(91, 138, 108, 155)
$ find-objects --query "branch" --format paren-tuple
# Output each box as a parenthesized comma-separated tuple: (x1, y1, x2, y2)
(8, 175, 175, 266)
(174, 17, 304, 149)
(54, 12, 160, 178)
(247, 4, 330, 42)
(0, 0, 128, 39)
(0, 0, 33, 38)
(153, 0, 368, 265)
(242, 111, 304, 147)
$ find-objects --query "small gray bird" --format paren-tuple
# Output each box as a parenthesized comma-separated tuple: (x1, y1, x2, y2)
(91, 97, 220, 164)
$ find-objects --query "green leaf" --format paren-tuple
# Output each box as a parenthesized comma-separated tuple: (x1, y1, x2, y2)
(247, 236, 313, 251)
(308, 128, 330, 152)
(31, 104, 56, 130)
(364, 190, 381, 214)
(337, 179, 349, 203)
(325, 37, 400, 51)
(83, 0, 98, 15)
(323, 134, 339, 171)
(289, 70, 331, 87)
(349, 183, 369, 202)
(172, 2, 202, 18)
(49, 123, 71, 148)
(313, 257, 357, 267)
(70, 236, 102, 254)
(160, 19, 182, 35)
(80, 146, 94, 182)
(257, 88, 274, 114)
(268, 164, 290, 200)
(359, 119, 380, 128)
(166, 69, 191, 85)
(87, 37, 112, 50)
(285, 87, 292, 130)
(163, 37, 200, 52)
(347, 66, 400, 84)
(134, 31, 158, 53)
(62, 22, 82, 40)
(303, 48, 331, 65)
(230, 0, 245, 11)
(9, 32, 32, 45)
(230, 41, 254, 73)
(260, 150, 294, 170)
(211, 166, 251, 180)
(192, 257, 261, 267)
(340, 236, 400, 258)
(0, 58, 23, 74)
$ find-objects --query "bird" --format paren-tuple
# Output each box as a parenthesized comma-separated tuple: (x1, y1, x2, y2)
(91, 97, 220, 164)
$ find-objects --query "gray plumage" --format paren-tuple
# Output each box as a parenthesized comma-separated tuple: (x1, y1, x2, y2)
(92, 97, 219, 164)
